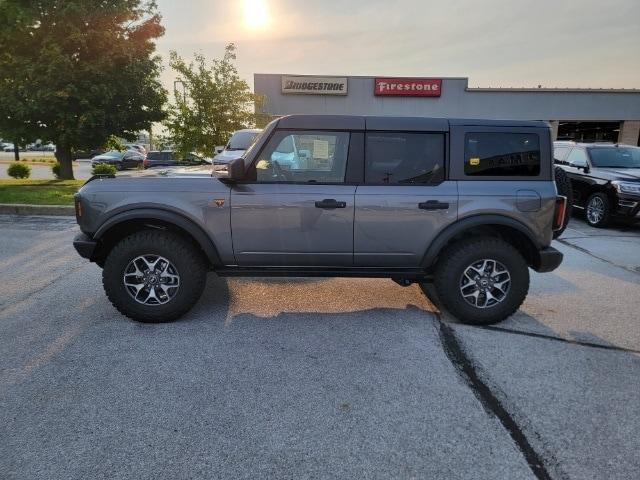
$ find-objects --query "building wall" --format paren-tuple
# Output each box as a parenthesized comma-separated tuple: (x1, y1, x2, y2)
(254, 74, 640, 122)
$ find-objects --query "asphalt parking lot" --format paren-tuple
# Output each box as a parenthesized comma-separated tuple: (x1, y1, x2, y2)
(1, 215, 639, 479)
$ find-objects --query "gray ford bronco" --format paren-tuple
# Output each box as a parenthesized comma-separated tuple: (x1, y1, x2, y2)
(73, 115, 566, 325)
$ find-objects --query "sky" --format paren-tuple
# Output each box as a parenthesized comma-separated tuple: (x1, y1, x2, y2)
(154, 0, 640, 90)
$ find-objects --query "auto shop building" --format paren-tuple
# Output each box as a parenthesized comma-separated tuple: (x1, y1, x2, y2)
(254, 74, 640, 145)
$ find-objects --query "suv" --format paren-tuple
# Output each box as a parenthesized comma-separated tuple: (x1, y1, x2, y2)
(73, 115, 565, 325)
(554, 141, 640, 227)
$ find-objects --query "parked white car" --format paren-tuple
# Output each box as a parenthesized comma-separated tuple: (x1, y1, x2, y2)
(213, 129, 262, 166)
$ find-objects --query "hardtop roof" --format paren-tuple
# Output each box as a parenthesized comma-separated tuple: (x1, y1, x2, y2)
(275, 114, 547, 131)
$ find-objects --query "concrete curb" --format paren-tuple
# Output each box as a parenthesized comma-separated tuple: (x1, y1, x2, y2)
(0, 203, 75, 216)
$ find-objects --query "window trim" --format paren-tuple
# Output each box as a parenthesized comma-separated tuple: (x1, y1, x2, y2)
(362, 130, 448, 186)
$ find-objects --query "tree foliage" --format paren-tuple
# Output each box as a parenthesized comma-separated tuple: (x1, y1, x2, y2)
(165, 44, 266, 157)
(0, 0, 167, 179)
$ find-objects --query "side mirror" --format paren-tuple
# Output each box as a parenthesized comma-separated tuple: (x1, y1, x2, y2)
(220, 157, 245, 184)
(214, 146, 224, 154)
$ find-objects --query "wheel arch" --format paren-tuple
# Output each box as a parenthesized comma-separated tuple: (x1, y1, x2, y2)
(92, 209, 222, 268)
(422, 215, 542, 270)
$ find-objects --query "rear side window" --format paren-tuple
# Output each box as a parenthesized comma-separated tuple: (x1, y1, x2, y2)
(147, 152, 163, 160)
(365, 133, 445, 184)
(465, 133, 540, 176)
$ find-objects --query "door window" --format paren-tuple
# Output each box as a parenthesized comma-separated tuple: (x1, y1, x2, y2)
(464, 133, 540, 176)
(252, 131, 350, 183)
(365, 133, 445, 184)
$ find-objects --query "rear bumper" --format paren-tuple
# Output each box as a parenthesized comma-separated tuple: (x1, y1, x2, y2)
(533, 246, 563, 273)
(73, 232, 98, 260)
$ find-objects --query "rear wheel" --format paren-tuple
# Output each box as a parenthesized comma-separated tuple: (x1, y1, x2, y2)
(102, 230, 207, 323)
(585, 192, 611, 228)
(430, 238, 529, 325)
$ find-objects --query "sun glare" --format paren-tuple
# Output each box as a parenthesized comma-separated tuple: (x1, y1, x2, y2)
(243, 0, 269, 30)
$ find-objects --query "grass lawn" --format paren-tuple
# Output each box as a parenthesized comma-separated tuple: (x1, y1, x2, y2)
(0, 179, 84, 205)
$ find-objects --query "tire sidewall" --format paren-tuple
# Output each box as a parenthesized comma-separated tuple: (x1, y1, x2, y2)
(103, 234, 205, 321)
(435, 241, 529, 325)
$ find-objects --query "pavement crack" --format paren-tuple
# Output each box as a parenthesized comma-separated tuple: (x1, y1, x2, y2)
(556, 239, 640, 276)
(475, 326, 640, 354)
(437, 318, 554, 480)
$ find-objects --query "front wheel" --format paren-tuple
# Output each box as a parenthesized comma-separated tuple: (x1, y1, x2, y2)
(585, 192, 610, 228)
(102, 230, 207, 323)
(430, 238, 529, 325)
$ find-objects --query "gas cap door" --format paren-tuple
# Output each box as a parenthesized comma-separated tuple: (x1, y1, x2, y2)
(516, 189, 542, 212)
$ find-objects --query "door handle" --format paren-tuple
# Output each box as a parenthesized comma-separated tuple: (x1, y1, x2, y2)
(418, 200, 449, 210)
(315, 199, 346, 209)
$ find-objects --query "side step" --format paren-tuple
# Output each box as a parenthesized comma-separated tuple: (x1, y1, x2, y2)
(215, 266, 433, 282)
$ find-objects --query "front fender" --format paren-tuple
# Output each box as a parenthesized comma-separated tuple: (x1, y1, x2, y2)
(94, 208, 223, 267)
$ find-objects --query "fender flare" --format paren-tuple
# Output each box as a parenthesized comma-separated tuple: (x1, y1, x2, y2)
(94, 208, 222, 267)
(421, 214, 542, 268)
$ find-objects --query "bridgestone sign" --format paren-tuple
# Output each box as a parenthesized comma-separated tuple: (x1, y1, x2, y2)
(281, 76, 348, 95)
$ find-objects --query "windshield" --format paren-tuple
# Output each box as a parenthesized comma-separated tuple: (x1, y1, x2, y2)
(589, 146, 640, 168)
(228, 131, 260, 150)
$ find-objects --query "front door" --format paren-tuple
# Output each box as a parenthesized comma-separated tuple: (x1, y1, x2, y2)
(231, 130, 356, 266)
(354, 131, 458, 266)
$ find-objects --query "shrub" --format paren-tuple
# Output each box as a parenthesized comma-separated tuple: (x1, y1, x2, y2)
(91, 163, 117, 176)
(52, 162, 61, 179)
(7, 162, 31, 179)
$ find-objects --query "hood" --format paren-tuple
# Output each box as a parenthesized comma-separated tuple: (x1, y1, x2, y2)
(213, 149, 245, 162)
(594, 168, 640, 181)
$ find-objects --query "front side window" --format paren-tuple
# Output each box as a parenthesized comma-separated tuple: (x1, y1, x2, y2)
(566, 148, 588, 167)
(465, 133, 540, 177)
(588, 146, 640, 168)
(253, 131, 350, 183)
(365, 133, 445, 184)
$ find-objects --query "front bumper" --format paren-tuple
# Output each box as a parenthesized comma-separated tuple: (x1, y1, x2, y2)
(533, 246, 563, 273)
(73, 232, 98, 260)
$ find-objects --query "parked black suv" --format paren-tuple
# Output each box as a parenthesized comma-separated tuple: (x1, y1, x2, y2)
(554, 141, 640, 227)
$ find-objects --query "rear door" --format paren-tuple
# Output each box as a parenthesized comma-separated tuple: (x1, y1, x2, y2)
(354, 129, 458, 267)
(230, 129, 360, 266)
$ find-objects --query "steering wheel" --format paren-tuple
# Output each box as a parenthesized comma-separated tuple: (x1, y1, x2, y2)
(271, 160, 289, 181)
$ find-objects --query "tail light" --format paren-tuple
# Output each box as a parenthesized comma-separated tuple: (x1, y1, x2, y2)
(553, 196, 567, 231)
(143, 158, 150, 168)
(74, 195, 83, 219)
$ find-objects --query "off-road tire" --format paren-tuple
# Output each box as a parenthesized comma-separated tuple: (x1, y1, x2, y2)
(553, 166, 573, 238)
(432, 237, 529, 325)
(585, 192, 611, 228)
(102, 230, 207, 323)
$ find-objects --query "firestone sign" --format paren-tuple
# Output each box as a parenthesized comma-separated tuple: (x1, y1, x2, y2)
(281, 76, 348, 95)
(374, 78, 442, 97)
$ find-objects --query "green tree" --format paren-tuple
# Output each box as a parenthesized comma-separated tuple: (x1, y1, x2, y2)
(165, 44, 265, 157)
(0, 0, 167, 179)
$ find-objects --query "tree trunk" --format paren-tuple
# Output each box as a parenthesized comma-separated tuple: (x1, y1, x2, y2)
(55, 144, 75, 180)
(13, 142, 19, 162)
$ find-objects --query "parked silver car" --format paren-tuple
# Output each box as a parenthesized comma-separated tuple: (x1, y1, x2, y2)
(213, 128, 262, 166)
